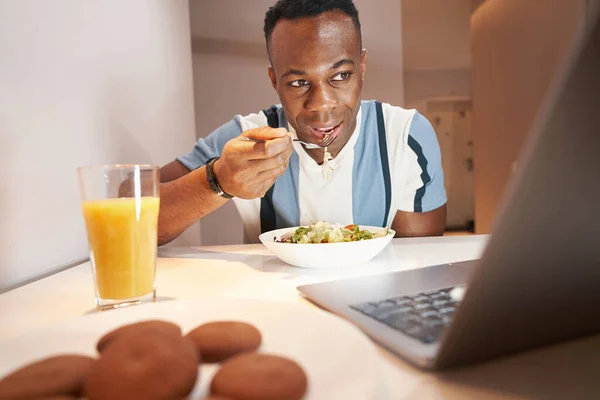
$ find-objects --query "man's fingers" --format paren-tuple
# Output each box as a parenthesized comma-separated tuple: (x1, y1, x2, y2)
(244, 135, 292, 160)
(247, 144, 293, 169)
(227, 134, 291, 160)
(220, 126, 292, 198)
(256, 162, 289, 182)
(240, 126, 289, 141)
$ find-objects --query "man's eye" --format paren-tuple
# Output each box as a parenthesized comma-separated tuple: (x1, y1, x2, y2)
(331, 72, 351, 81)
(290, 80, 309, 87)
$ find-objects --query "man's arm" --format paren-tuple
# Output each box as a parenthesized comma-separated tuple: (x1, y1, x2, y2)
(116, 161, 218, 245)
(115, 160, 219, 245)
(391, 205, 446, 237)
(157, 127, 293, 246)
(157, 163, 227, 246)
(160, 160, 191, 183)
(392, 111, 447, 237)
(130, 118, 242, 245)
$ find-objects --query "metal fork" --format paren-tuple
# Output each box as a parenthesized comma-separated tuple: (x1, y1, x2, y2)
(240, 135, 337, 149)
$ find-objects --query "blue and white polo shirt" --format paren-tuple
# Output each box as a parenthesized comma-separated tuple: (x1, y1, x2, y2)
(178, 100, 446, 242)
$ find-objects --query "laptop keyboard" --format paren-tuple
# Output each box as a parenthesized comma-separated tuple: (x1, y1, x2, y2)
(350, 287, 459, 344)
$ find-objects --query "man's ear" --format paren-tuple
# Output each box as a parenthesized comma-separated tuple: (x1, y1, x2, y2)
(268, 66, 277, 90)
(360, 49, 367, 82)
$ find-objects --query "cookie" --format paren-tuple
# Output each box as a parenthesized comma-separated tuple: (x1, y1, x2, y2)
(0, 354, 95, 399)
(210, 353, 307, 400)
(96, 320, 182, 353)
(186, 321, 262, 363)
(85, 330, 198, 400)
(30, 397, 77, 400)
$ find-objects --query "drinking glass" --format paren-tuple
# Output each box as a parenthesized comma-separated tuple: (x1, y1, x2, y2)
(77, 164, 160, 310)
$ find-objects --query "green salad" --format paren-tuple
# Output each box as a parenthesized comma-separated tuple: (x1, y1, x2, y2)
(277, 221, 389, 244)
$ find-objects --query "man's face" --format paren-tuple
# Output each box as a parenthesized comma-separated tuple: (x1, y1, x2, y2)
(268, 10, 366, 155)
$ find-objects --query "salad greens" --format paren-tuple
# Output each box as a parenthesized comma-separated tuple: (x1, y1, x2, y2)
(278, 221, 389, 244)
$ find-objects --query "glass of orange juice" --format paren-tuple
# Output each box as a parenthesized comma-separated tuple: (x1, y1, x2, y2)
(77, 164, 160, 310)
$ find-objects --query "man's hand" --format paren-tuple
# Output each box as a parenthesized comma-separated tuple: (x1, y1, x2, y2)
(213, 126, 293, 199)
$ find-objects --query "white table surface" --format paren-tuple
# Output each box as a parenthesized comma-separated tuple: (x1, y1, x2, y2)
(1, 234, 599, 399)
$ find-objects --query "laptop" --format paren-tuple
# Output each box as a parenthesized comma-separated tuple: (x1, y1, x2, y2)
(297, 11, 600, 370)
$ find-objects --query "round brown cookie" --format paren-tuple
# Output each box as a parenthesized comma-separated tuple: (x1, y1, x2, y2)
(210, 353, 307, 400)
(85, 330, 199, 400)
(186, 321, 262, 363)
(0, 354, 95, 400)
(30, 397, 78, 400)
(96, 320, 182, 353)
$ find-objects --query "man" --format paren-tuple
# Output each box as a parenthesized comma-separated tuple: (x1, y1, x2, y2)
(157, 0, 447, 245)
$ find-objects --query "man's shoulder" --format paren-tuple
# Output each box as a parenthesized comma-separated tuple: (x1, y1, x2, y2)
(359, 100, 418, 135)
(237, 104, 285, 128)
(238, 104, 283, 118)
(360, 100, 417, 120)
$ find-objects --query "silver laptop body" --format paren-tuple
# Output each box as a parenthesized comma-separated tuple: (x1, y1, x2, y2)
(297, 11, 600, 370)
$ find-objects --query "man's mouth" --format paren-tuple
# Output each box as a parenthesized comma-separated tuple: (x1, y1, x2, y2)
(307, 122, 343, 140)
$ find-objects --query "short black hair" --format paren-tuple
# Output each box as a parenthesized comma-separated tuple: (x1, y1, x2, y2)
(264, 0, 361, 53)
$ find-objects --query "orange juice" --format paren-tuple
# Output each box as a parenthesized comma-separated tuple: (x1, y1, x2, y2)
(82, 197, 159, 300)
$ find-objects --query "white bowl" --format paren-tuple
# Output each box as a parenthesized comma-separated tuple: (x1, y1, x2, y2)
(259, 225, 395, 268)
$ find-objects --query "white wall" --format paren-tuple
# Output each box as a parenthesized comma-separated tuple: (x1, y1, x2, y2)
(0, 0, 198, 291)
(189, 0, 405, 245)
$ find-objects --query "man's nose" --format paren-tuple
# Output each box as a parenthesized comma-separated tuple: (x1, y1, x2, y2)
(304, 84, 337, 112)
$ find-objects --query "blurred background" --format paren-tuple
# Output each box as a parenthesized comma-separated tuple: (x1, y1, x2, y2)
(0, 0, 598, 290)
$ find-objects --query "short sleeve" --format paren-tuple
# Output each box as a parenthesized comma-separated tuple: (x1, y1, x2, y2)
(176, 117, 243, 171)
(396, 112, 447, 212)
